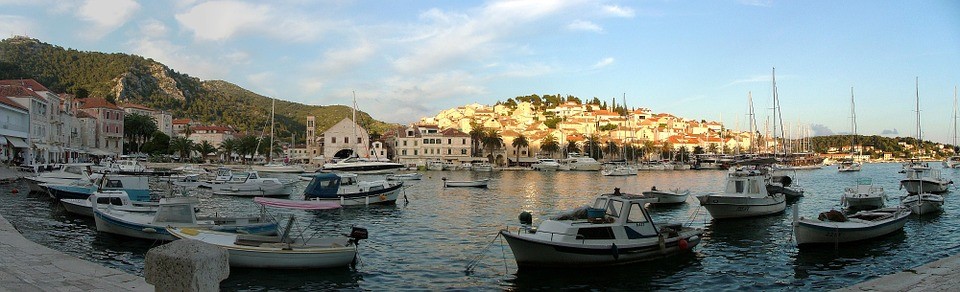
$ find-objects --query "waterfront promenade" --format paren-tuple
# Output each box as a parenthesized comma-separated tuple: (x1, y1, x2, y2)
(837, 254, 960, 292)
(0, 166, 152, 291)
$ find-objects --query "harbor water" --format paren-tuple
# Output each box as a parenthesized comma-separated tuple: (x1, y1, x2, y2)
(1, 163, 959, 290)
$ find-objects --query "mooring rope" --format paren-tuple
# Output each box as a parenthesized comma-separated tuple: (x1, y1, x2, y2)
(464, 231, 503, 275)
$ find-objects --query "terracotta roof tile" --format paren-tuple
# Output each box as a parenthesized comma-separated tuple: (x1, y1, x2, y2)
(0, 84, 46, 103)
(0, 95, 27, 112)
(173, 118, 192, 124)
(0, 79, 51, 92)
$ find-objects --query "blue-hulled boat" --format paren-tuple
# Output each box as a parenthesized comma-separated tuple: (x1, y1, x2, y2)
(43, 173, 151, 202)
(93, 196, 277, 241)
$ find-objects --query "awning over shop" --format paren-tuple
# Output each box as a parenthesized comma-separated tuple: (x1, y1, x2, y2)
(34, 143, 49, 150)
(5, 136, 29, 148)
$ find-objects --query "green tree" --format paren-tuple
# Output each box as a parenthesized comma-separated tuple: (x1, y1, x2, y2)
(219, 138, 237, 163)
(141, 131, 170, 155)
(469, 122, 485, 157)
(512, 134, 529, 166)
(194, 140, 217, 161)
(565, 140, 579, 154)
(481, 129, 503, 157)
(605, 141, 619, 159)
(540, 135, 561, 158)
(123, 113, 157, 154)
(169, 137, 194, 161)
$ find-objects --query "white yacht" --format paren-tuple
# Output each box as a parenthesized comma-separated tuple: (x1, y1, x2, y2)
(531, 159, 561, 171)
(560, 153, 601, 171)
(322, 156, 404, 174)
(697, 166, 786, 219)
(600, 161, 637, 176)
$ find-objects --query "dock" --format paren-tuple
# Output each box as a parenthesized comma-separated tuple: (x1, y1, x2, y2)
(0, 166, 152, 291)
(837, 254, 960, 291)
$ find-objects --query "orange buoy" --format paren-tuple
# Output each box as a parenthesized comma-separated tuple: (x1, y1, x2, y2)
(678, 238, 689, 250)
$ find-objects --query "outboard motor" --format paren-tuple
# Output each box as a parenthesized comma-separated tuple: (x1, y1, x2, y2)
(348, 227, 368, 245)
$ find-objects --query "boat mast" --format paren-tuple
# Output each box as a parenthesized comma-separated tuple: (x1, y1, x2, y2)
(850, 87, 858, 159)
(269, 99, 275, 163)
(915, 77, 922, 159)
(953, 85, 958, 149)
(352, 91, 358, 158)
(748, 91, 756, 154)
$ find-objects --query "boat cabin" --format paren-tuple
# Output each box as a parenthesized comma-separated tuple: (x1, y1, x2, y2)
(570, 193, 661, 239)
(152, 197, 201, 225)
(303, 173, 375, 199)
(724, 169, 769, 197)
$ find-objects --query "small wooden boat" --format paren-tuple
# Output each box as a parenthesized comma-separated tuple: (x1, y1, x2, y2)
(167, 197, 367, 269)
(93, 196, 277, 241)
(442, 178, 489, 188)
(303, 173, 403, 206)
(901, 193, 944, 215)
(642, 188, 689, 204)
(793, 206, 911, 246)
(386, 173, 423, 180)
(500, 188, 701, 268)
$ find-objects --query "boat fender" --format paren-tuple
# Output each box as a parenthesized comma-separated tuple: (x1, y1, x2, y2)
(142, 228, 157, 233)
(518, 211, 533, 225)
(679, 238, 689, 250)
(658, 234, 666, 253)
(611, 243, 619, 260)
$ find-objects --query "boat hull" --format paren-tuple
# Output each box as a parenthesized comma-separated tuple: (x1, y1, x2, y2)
(697, 194, 786, 219)
(499, 229, 700, 268)
(306, 184, 403, 206)
(794, 208, 910, 245)
(94, 208, 277, 241)
(643, 190, 688, 204)
(443, 179, 489, 188)
(167, 228, 357, 269)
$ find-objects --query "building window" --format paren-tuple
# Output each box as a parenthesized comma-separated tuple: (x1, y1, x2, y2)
(402, 150, 407, 155)
(461, 149, 467, 155)
(345, 137, 349, 144)
(448, 138, 452, 144)
(414, 150, 418, 155)
(448, 149, 451, 155)
(403, 141, 407, 146)
(332, 137, 337, 143)
(358, 138, 362, 144)
(462, 138, 466, 144)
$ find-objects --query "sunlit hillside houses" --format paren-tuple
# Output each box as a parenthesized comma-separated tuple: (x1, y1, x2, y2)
(419, 99, 756, 162)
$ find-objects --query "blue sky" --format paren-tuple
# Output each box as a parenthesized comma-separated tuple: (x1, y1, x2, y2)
(2, 0, 959, 143)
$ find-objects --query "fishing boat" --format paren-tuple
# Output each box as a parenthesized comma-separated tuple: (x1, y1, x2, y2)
(901, 193, 944, 215)
(642, 187, 689, 204)
(22, 163, 95, 193)
(793, 206, 911, 246)
(167, 197, 367, 269)
(44, 173, 151, 202)
(93, 196, 277, 241)
(500, 188, 702, 268)
(303, 173, 403, 206)
(901, 77, 953, 194)
(842, 178, 887, 210)
(471, 162, 494, 172)
(60, 190, 158, 217)
(199, 171, 297, 196)
(696, 165, 786, 219)
(386, 173, 423, 180)
(442, 178, 490, 188)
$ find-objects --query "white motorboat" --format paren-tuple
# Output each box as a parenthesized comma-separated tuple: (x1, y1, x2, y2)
(696, 166, 786, 219)
(766, 174, 804, 199)
(900, 167, 952, 194)
(386, 173, 423, 180)
(837, 160, 862, 172)
(500, 189, 702, 268)
(99, 159, 148, 173)
(200, 171, 296, 196)
(303, 173, 403, 206)
(793, 206, 911, 246)
(642, 188, 689, 204)
(252, 162, 306, 173)
(842, 178, 887, 210)
(531, 159, 561, 171)
(471, 162, 493, 172)
(322, 156, 404, 174)
(167, 197, 367, 269)
(173, 167, 244, 188)
(944, 156, 960, 169)
(901, 193, 944, 215)
(442, 178, 490, 188)
(426, 160, 445, 171)
(45, 173, 152, 202)
(601, 162, 637, 176)
(22, 163, 94, 193)
(93, 196, 277, 241)
(60, 190, 158, 217)
(560, 153, 602, 171)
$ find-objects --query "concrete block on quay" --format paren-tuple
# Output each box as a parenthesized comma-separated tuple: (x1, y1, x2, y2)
(145, 238, 230, 292)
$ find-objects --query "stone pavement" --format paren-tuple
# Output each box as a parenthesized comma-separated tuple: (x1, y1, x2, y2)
(0, 166, 153, 291)
(837, 254, 960, 292)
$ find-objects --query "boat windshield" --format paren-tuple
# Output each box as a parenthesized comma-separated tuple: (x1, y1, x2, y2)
(627, 203, 647, 223)
(593, 198, 608, 209)
(606, 200, 623, 218)
(155, 204, 195, 223)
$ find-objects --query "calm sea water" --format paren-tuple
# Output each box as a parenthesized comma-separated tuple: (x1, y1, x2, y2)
(2, 163, 960, 290)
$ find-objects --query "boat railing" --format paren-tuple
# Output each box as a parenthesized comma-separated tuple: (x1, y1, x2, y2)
(511, 226, 580, 242)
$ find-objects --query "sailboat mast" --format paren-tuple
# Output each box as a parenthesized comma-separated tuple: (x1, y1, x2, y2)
(850, 87, 856, 156)
(953, 85, 958, 147)
(748, 91, 756, 154)
(352, 91, 358, 158)
(269, 99, 275, 163)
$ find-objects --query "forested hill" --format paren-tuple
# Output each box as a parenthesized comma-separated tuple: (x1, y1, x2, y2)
(0, 36, 393, 141)
(808, 135, 955, 158)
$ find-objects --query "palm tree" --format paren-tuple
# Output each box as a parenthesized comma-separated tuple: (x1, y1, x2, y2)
(237, 135, 260, 164)
(512, 134, 529, 167)
(194, 140, 217, 162)
(469, 124, 485, 157)
(605, 141, 619, 160)
(482, 129, 503, 157)
(123, 113, 157, 154)
(219, 138, 237, 163)
(540, 135, 560, 158)
(641, 140, 657, 160)
(586, 134, 602, 160)
(565, 141, 579, 154)
(169, 137, 194, 161)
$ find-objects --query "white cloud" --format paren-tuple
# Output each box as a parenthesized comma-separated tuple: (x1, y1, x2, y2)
(739, 0, 773, 7)
(724, 74, 771, 87)
(592, 57, 614, 69)
(175, 0, 332, 42)
(76, 0, 140, 39)
(601, 5, 635, 17)
(223, 50, 251, 64)
(246, 71, 278, 96)
(567, 20, 602, 33)
(139, 19, 168, 36)
(0, 15, 34, 36)
(317, 40, 377, 74)
(127, 37, 226, 80)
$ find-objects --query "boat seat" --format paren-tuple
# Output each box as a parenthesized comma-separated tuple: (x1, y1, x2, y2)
(234, 234, 282, 246)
